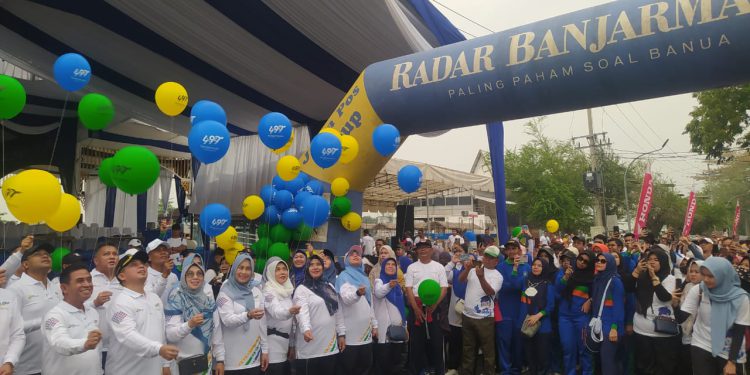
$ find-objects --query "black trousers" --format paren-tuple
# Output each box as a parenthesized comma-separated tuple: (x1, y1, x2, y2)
(446, 324, 463, 370)
(523, 332, 550, 375)
(337, 343, 373, 374)
(409, 312, 445, 374)
(632, 333, 680, 375)
(225, 367, 261, 375)
(264, 361, 290, 375)
(375, 342, 407, 375)
(295, 355, 337, 375)
(691, 346, 747, 375)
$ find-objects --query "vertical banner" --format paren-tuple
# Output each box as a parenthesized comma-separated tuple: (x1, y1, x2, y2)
(681, 191, 697, 237)
(633, 171, 653, 239)
(733, 200, 741, 238)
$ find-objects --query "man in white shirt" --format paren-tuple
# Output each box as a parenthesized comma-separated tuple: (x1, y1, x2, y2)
(448, 229, 464, 249)
(405, 241, 448, 374)
(42, 263, 103, 374)
(166, 224, 187, 266)
(144, 239, 177, 303)
(106, 249, 179, 375)
(360, 229, 376, 257)
(8, 244, 60, 375)
(458, 245, 503, 375)
(86, 243, 122, 370)
(414, 229, 428, 244)
(0, 268, 24, 375)
(0, 234, 34, 289)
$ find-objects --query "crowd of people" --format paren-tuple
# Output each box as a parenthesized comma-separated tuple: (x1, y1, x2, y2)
(0, 227, 749, 375)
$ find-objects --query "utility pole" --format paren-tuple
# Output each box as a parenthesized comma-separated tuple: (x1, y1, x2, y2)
(572, 108, 611, 232)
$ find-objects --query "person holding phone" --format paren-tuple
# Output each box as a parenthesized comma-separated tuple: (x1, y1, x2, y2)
(671, 258, 704, 375)
(496, 241, 530, 375)
(557, 249, 596, 375)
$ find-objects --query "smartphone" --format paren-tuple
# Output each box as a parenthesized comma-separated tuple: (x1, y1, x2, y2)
(460, 254, 471, 262)
(518, 254, 528, 264)
(522, 225, 529, 232)
(472, 259, 482, 267)
(675, 278, 683, 290)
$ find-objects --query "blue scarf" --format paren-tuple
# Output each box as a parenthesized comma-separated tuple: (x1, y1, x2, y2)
(322, 249, 338, 285)
(165, 254, 216, 352)
(220, 253, 260, 310)
(592, 253, 617, 316)
(379, 257, 405, 321)
(335, 248, 372, 305)
(701, 257, 750, 356)
(291, 249, 307, 287)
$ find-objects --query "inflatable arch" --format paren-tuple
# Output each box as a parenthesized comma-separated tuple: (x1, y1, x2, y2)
(301, 0, 750, 190)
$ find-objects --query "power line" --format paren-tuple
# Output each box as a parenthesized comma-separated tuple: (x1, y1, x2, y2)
(429, 0, 495, 34)
(456, 28, 477, 38)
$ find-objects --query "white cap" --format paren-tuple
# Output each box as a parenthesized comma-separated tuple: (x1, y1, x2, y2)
(146, 239, 169, 254)
(186, 239, 198, 250)
(128, 239, 142, 248)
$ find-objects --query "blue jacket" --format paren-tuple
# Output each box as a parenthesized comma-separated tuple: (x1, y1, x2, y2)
(518, 282, 556, 333)
(556, 277, 591, 318)
(496, 260, 530, 321)
(591, 277, 625, 335)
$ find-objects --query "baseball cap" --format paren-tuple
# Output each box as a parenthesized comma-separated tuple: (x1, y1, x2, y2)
(484, 245, 501, 258)
(21, 243, 54, 261)
(699, 237, 714, 245)
(115, 248, 149, 277)
(414, 240, 433, 250)
(128, 239, 143, 248)
(146, 239, 169, 254)
(504, 241, 519, 249)
(61, 252, 83, 266)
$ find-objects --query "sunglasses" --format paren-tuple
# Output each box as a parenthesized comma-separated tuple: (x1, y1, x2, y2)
(596, 258, 607, 264)
(577, 257, 589, 265)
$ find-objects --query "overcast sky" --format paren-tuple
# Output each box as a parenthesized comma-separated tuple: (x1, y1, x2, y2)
(393, 0, 710, 194)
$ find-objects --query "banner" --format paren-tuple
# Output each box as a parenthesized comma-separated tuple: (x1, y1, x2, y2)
(733, 200, 741, 238)
(633, 171, 654, 239)
(681, 191, 697, 237)
(301, 0, 750, 190)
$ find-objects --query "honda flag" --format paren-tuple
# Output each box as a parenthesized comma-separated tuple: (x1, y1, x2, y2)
(681, 191, 697, 237)
(633, 171, 654, 239)
(733, 200, 741, 238)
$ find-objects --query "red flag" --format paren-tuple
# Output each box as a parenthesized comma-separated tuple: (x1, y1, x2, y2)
(682, 191, 697, 237)
(733, 200, 741, 238)
(633, 171, 654, 239)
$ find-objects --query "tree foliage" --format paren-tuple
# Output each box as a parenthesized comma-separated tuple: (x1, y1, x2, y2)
(684, 84, 750, 161)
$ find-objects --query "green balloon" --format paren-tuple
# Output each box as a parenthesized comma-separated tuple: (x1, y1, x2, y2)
(0, 75, 26, 119)
(331, 196, 352, 217)
(511, 226, 522, 238)
(252, 237, 271, 259)
(270, 224, 292, 243)
(111, 146, 160, 194)
(257, 223, 271, 238)
(255, 257, 267, 274)
(98, 157, 116, 187)
(78, 93, 114, 131)
(291, 224, 313, 241)
(268, 242, 290, 262)
(51, 247, 71, 273)
(417, 279, 441, 306)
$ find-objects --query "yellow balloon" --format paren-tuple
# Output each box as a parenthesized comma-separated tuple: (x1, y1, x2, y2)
(242, 195, 265, 220)
(546, 219, 560, 233)
(46, 193, 81, 232)
(339, 135, 359, 164)
(341, 211, 362, 232)
(2, 169, 62, 224)
(273, 130, 294, 155)
(154, 82, 188, 116)
(320, 128, 341, 137)
(331, 177, 350, 197)
(276, 155, 301, 181)
(216, 226, 238, 250)
(224, 247, 239, 265)
(233, 242, 245, 252)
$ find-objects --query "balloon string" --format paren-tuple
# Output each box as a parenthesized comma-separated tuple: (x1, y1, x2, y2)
(117, 194, 127, 250)
(49, 93, 70, 169)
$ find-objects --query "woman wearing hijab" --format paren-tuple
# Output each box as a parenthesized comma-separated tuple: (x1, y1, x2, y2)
(591, 253, 624, 375)
(369, 245, 405, 290)
(165, 254, 225, 374)
(293, 254, 345, 375)
(320, 249, 338, 284)
(335, 246, 377, 374)
(556, 249, 595, 375)
(520, 258, 556, 375)
(217, 253, 268, 374)
(263, 257, 301, 375)
(291, 250, 307, 288)
(674, 257, 750, 375)
(671, 258, 704, 375)
(622, 247, 679, 375)
(373, 257, 407, 375)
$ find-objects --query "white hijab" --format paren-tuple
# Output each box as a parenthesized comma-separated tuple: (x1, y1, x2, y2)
(263, 256, 294, 298)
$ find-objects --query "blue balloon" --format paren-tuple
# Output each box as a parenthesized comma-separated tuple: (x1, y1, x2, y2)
(259, 184, 277, 206)
(272, 175, 287, 191)
(372, 124, 401, 156)
(299, 195, 330, 228)
(285, 176, 305, 193)
(261, 205, 281, 226)
(281, 208, 303, 230)
(298, 172, 311, 184)
(398, 165, 423, 193)
(199, 203, 231, 237)
(294, 191, 312, 208)
(275, 190, 294, 211)
(191, 100, 227, 126)
(310, 133, 341, 169)
(188, 121, 231, 164)
(53, 53, 91, 92)
(301, 180, 325, 195)
(258, 112, 292, 150)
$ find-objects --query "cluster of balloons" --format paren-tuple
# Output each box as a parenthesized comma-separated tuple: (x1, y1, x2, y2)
(52, 53, 116, 131)
(1, 169, 81, 232)
(99, 146, 161, 195)
(329, 176, 361, 232)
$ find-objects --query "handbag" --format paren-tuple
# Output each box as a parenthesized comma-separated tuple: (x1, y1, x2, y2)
(521, 314, 541, 338)
(385, 287, 408, 343)
(177, 353, 209, 375)
(654, 315, 680, 335)
(585, 278, 612, 353)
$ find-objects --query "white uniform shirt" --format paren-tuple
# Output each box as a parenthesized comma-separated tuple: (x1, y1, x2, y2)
(6, 274, 20, 289)
(633, 275, 676, 337)
(338, 282, 377, 345)
(0, 252, 22, 280)
(165, 309, 225, 373)
(216, 288, 267, 370)
(0, 288, 24, 367)
(405, 260, 449, 298)
(105, 288, 166, 375)
(146, 266, 179, 303)
(293, 284, 345, 359)
(463, 268, 503, 319)
(86, 269, 124, 352)
(263, 290, 295, 364)
(42, 301, 102, 374)
(373, 279, 405, 344)
(49, 277, 64, 301)
(8, 273, 60, 374)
